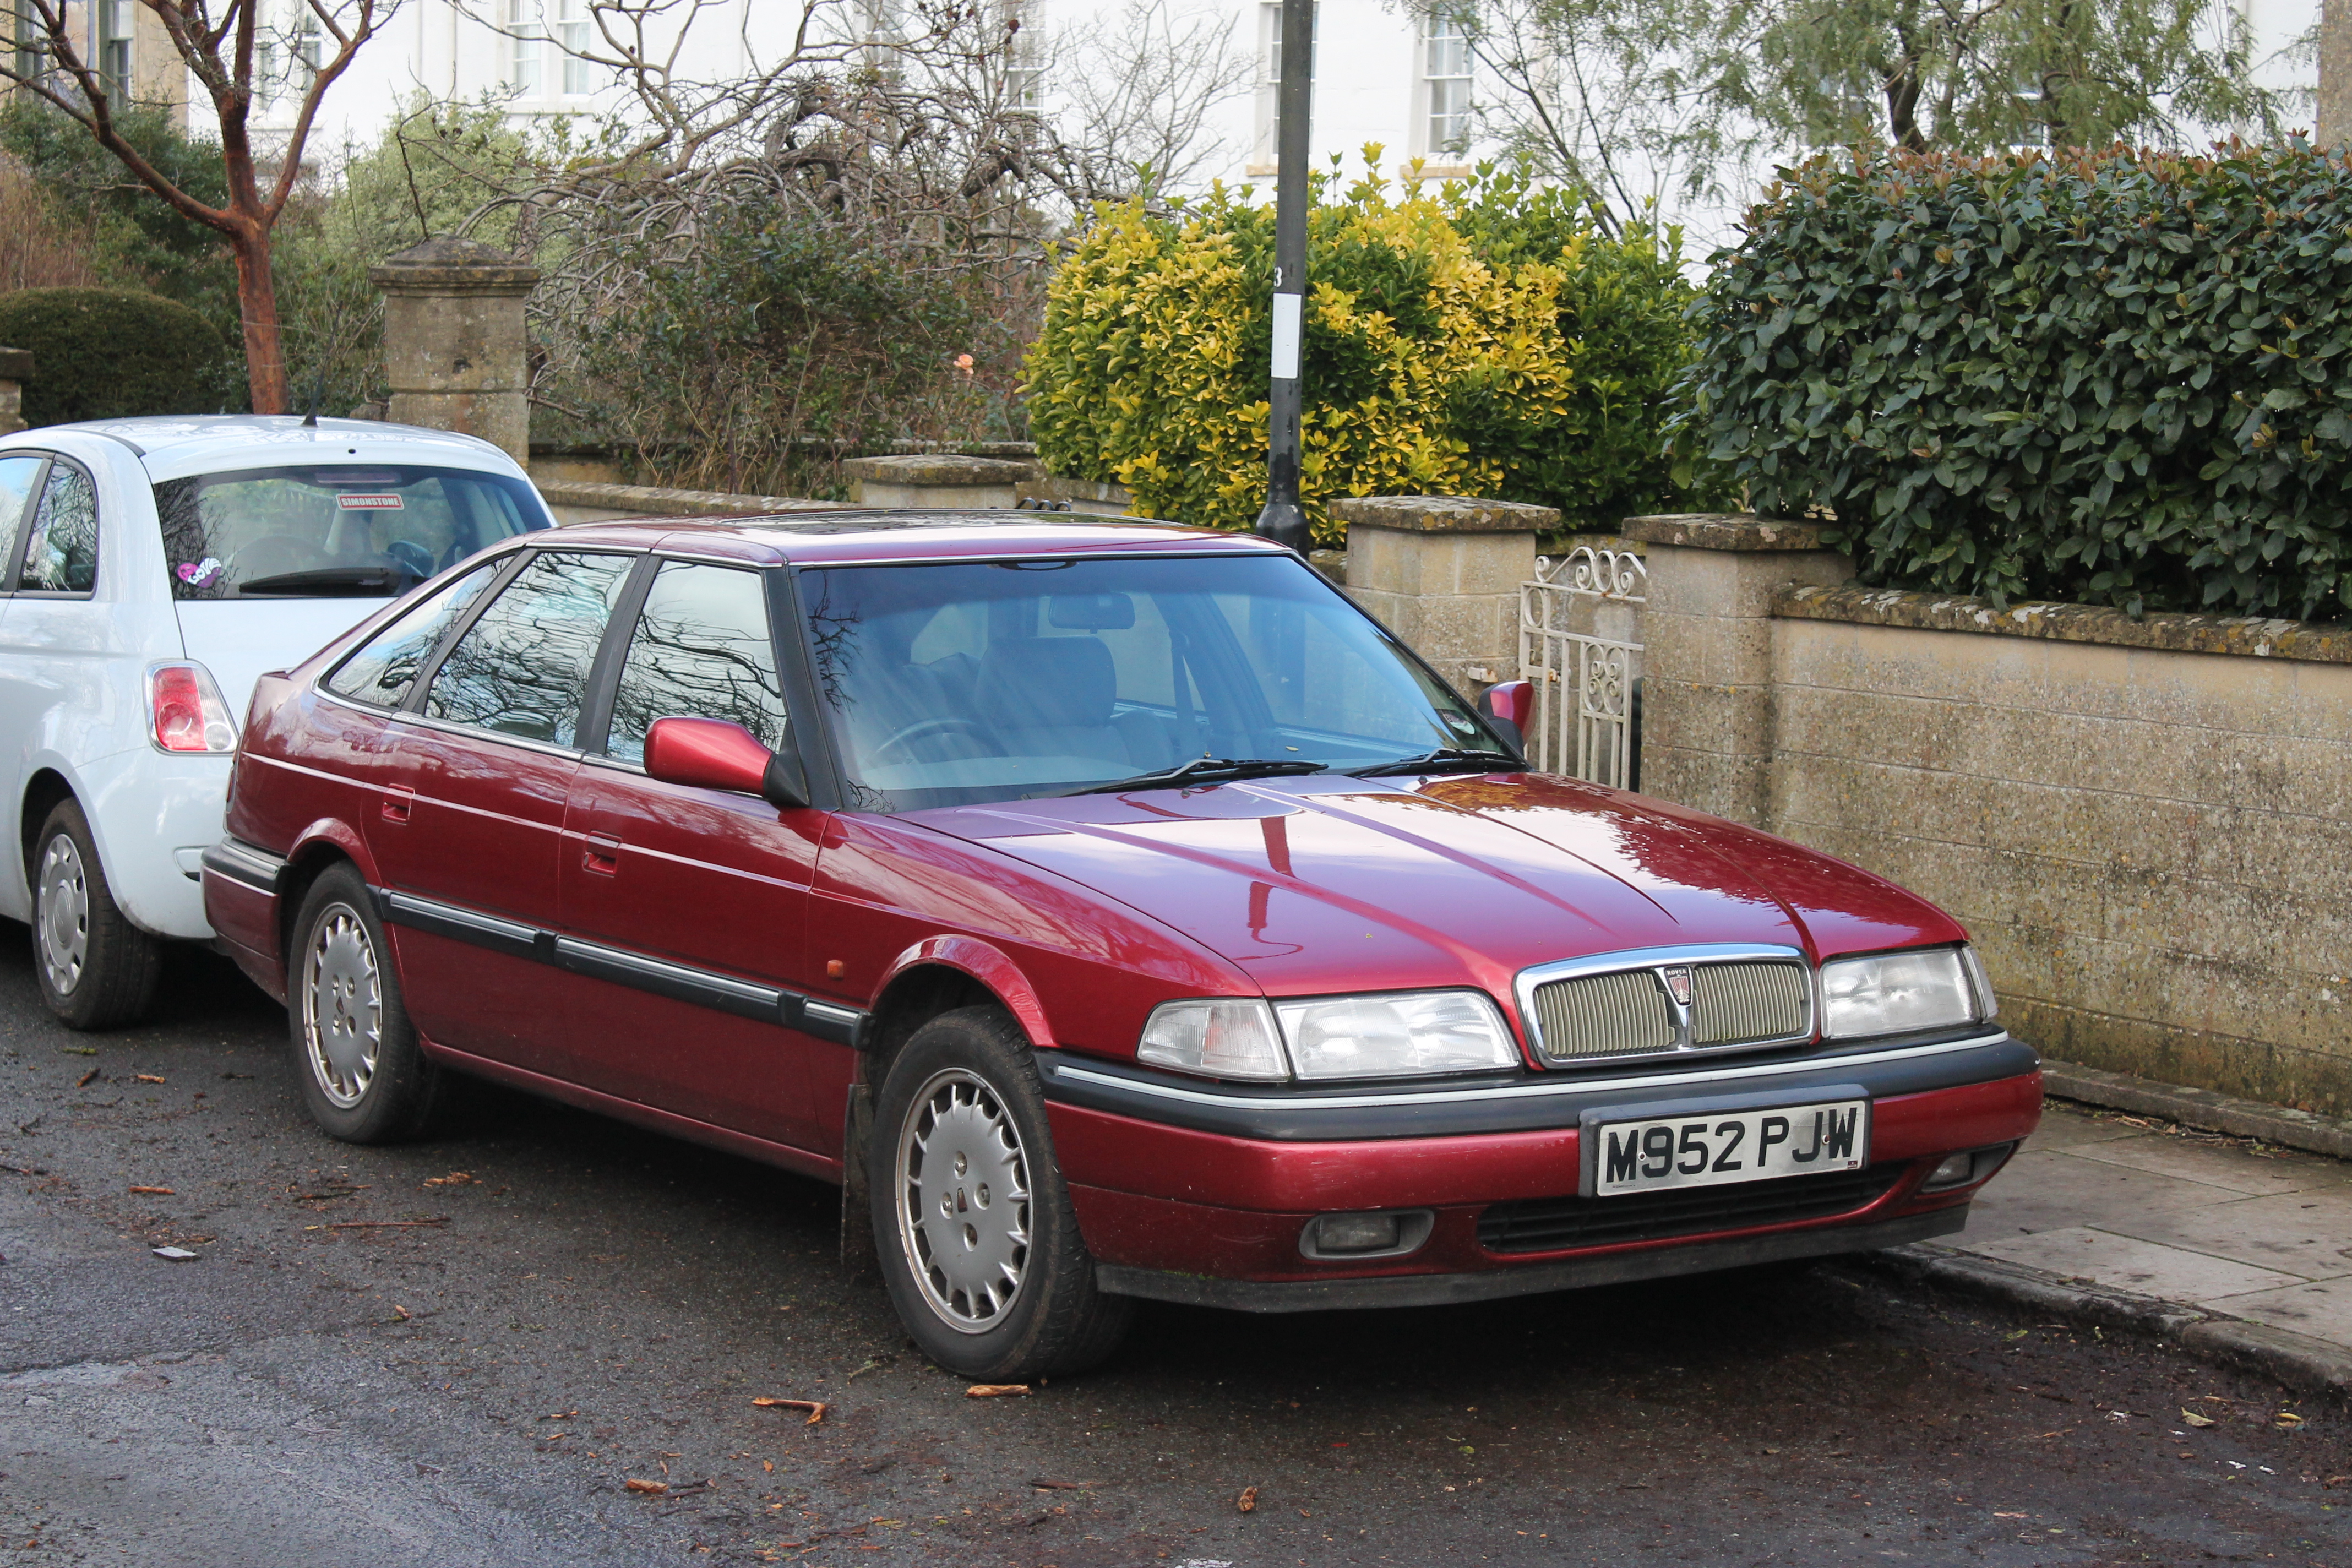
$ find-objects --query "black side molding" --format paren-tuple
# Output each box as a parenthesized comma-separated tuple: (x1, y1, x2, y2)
(200, 839, 287, 895)
(373, 885, 865, 1042)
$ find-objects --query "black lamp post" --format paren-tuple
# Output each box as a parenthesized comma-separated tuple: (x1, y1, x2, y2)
(1251, 0, 1314, 552)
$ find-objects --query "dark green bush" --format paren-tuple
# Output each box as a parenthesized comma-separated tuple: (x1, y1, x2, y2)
(1681, 143, 2352, 622)
(0, 287, 228, 426)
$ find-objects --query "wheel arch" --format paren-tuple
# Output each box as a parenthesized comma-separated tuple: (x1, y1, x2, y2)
(19, 766, 76, 875)
(275, 821, 378, 967)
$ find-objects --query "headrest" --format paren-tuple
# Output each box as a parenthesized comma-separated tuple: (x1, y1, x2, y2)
(976, 636, 1117, 732)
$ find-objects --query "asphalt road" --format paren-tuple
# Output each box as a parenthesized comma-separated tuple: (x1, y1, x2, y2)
(0, 934, 2344, 1567)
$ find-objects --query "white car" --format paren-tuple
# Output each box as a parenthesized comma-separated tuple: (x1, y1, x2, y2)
(0, 415, 552, 1028)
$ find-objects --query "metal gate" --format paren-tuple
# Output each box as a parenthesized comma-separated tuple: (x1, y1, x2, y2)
(1520, 547, 1646, 787)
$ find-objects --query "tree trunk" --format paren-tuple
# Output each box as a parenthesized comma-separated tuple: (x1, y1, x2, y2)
(229, 223, 288, 415)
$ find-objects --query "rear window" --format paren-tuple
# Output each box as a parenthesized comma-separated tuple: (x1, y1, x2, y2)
(154, 464, 549, 600)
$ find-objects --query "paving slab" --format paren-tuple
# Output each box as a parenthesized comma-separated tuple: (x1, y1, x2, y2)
(2066, 1133, 2352, 1196)
(1961, 1227, 2306, 1304)
(2087, 1189, 2352, 1282)
(2018, 1113, 2144, 1152)
(1964, 1146, 2247, 1238)
(2204, 1277, 2352, 1347)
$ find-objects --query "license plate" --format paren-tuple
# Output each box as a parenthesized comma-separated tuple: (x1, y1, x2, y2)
(1591, 1099, 1871, 1196)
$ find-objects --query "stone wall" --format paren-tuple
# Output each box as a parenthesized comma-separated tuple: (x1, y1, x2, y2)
(1629, 514, 2352, 1117)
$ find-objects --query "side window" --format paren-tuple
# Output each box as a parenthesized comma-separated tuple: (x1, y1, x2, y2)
(423, 551, 633, 747)
(321, 562, 504, 709)
(605, 562, 788, 765)
(18, 461, 97, 594)
(0, 454, 47, 584)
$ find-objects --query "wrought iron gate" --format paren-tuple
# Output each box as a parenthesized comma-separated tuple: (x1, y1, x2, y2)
(1520, 547, 1646, 787)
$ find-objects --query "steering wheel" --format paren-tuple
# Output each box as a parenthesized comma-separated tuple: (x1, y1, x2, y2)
(868, 716, 990, 767)
(385, 539, 435, 580)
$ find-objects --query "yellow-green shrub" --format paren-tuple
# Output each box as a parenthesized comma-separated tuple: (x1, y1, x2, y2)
(1024, 160, 1714, 545)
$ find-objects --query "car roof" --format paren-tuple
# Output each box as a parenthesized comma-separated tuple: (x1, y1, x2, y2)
(6, 415, 522, 482)
(535, 511, 1295, 567)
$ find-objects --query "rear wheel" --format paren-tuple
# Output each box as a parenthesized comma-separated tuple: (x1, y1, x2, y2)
(290, 865, 442, 1142)
(870, 1005, 1132, 1380)
(30, 799, 161, 1030)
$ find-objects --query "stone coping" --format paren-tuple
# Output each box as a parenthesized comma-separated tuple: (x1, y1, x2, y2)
(371, 235, 540, 293)
(1774, 583, 2352, 666)
(1620, 513, 1830, 552)
(1331, 495, 1561, 533)
(842, 454, 1037, 485)
(537, 480, 845, 518)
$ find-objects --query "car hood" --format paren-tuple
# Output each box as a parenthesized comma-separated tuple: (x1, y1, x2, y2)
(907, 773, 1964, 1000)
(175, 597, 395, 720)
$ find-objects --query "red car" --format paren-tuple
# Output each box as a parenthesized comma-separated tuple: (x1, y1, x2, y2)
(204, 515, 2039, 1378)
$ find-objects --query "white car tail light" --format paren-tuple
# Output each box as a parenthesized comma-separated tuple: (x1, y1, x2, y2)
(148, 663, 237, 754)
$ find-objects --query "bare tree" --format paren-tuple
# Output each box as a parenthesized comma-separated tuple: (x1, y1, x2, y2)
(0, 1, 398, 413)
(1030, 0, 1253, 205)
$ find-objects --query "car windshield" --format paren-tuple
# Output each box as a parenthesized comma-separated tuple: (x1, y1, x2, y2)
(154, 464, 549, 600)
(800, 552, 1501, 811)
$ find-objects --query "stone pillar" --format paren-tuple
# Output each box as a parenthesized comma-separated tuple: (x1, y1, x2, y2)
(1333, 495, 1558, 694)
(369, 237, 541, 466)
(0, 347, 30, 434)
(1621, 514, 1852, 827)
(842, 454, 1036, 508)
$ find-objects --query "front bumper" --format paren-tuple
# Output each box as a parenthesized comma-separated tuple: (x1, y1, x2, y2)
(1040, 1031, 2040, 1308)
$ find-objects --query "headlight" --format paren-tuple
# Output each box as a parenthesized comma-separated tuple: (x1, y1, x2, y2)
(1274, 989, 1516, 1080)
(1137, 998, 1289, 1081)
(1137, 989, 1520, 1081)
(1819, 946, 1989, 1039)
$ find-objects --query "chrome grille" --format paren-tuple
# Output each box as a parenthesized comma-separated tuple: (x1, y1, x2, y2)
(1690, 961, 1809, 1046)
(1531, 970, 1675, 1060)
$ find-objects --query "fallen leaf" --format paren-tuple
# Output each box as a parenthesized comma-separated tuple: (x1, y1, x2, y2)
(74, 1068, 99, 1088)
(623, 1478, 667, 1496)
(133, 1074, 165, 1084)
(750, 1397, 827, 1424)
(2182, 1410, 2215, 1428)
(129, 1185, 175, 1195)
(1027, 1479, 1098, 1490)
(2276, 1411, 2306, 1428)
(2324, 1476, 2350, 1488)
(762, 1460, 774, 1474)
(965, 1384, 1029, 1398)
(1236, 1485, 1259, 1513)
(1994, 1512, 2026, 1519)
(151, 1246, 198, 1261)
(423, 1171, 477, 1186)
(544, 1409, 578, 1420)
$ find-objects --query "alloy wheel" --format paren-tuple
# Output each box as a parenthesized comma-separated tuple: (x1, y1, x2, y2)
(301, 905, 382, 1109)
(35, 832, 89, 998)
(895, 1068, 1033, 1333)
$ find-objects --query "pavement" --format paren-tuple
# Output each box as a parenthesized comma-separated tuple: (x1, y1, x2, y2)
(1925, 1096, 2352, 1382)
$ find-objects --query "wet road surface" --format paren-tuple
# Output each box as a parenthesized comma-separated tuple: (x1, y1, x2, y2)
(0, 937, 2344, 1566)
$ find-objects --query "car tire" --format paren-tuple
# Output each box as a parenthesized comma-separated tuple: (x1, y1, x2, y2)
(30, 799, 162, 1030)
(288, 864, 442, 1143)
(869, 1005, 1133, 1381)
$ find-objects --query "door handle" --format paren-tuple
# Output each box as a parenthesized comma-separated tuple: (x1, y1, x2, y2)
(380, 787, 414, 824)
(582, 834, 622, 875)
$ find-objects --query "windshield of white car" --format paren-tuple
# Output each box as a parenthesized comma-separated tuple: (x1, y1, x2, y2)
(799, 552, 1500, 811)
(154, 464, 549, 601)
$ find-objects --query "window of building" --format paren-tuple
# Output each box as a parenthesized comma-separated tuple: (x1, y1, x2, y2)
(292, 8, 322, 91)
(1423, 12, 1473, 158)
(99, 0, 133, 100)
(1251, 2, 1317, 174)
(1002, 12, 1042, 116)
(508, 0, 545, 97)
(558, 0, 594, 96)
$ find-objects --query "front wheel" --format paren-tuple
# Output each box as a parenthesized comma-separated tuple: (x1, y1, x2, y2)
(30, 799, 161, 1030)
(869, 1006, 1132, 1380)
(289, 865, 442, 1142)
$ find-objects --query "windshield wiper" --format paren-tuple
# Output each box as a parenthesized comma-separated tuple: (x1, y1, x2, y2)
(232, 565, 420, 597)
(1053, 756, 1329, 797)
(1346, 746, 1522, 778)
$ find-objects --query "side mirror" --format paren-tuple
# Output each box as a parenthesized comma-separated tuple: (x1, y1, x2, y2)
(643, 716, 808, 810)
(1477, 679, 1534, 756)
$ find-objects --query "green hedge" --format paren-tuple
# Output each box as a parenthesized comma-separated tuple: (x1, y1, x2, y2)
(0, 287, 228, 427)
(1027, 162, 1714, 545)
(1681, 144, 2352, 622)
